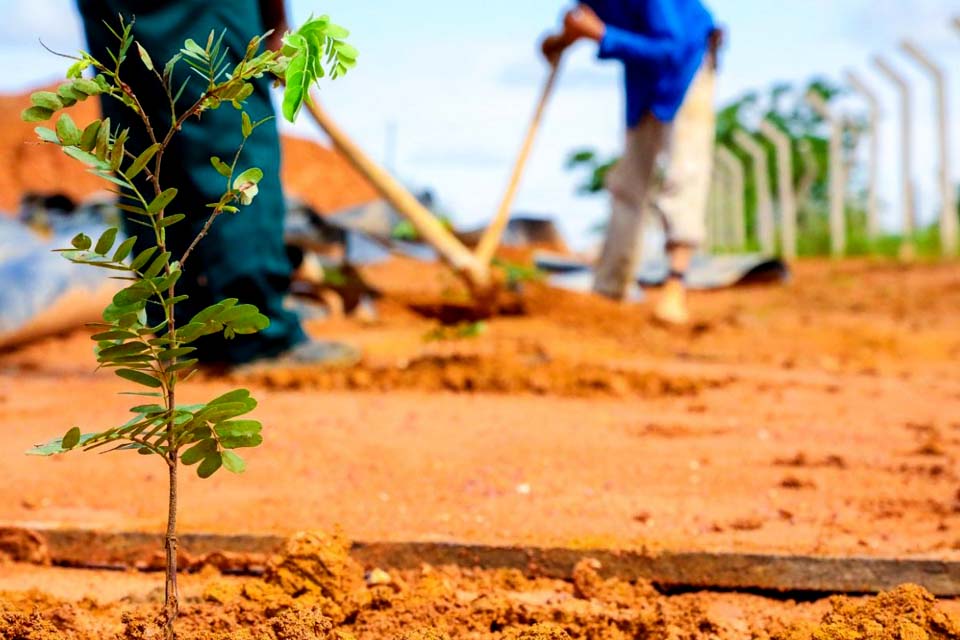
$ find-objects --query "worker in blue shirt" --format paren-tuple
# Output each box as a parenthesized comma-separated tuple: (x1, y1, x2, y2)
(543, 1, 721, 324)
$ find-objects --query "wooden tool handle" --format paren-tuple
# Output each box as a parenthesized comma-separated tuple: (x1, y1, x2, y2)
(475, 64, 561, 265)
(302, 90, 489, 287)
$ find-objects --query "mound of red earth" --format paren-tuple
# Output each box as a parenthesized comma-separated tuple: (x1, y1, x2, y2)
(0, 86, 377, 215)
(2, 532, 960, 639)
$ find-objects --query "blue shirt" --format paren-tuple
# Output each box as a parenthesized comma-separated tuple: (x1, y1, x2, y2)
(583, 0, 715, 125)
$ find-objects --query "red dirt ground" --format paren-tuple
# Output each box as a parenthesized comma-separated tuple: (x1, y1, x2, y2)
(3, 533, 960, 639)
(2, 259, 960, 559)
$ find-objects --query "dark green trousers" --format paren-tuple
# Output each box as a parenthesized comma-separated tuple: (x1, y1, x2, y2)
(77, 0, 306, 364)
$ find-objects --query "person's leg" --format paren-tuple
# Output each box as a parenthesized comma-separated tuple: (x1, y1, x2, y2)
(650, 61, 717, 325)
(593, 116, 667, 300)
(77, 0, 307, 364)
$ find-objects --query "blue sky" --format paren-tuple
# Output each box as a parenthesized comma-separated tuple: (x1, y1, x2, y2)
(2, 0, 959, 247)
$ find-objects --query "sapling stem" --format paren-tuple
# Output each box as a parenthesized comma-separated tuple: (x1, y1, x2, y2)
(22, 15, 357, 638)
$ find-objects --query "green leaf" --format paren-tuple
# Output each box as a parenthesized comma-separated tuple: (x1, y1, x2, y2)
(241, 112, 253, 138)
(61, 427, 81, 450)
(35, 127, 59, 144)
(183, 38, 205, 56)
(324, 23, 350, 39)
(181, 439, 216, 466)
(164, 294, 190, 307)
(217, 304, 259, 324)
(197, 452, 223, 478)
(31, 91, 64, 111)
(116, 368, 163, 388)
(130, 404, 166, 415)
(72, 78, 101, 96)
(158, 214, 186, 228)
(281, 51, 309, 122)
(232, 168, 263, 206)
(176, 322, 221, 344)
(91, 329, 137, 341)
(157, 347, 195, 361)
(130, 246, 158, 271)
(112, 236, 138, 263)
(94, 227, 119, 255)
(163, 53, 182, 81)
(127, 143, 162, 179)
(58, 82, 86, 102)
(143, 252, 171, 279)
(136, 42, 154, 70)
(232, 167, 263, 188)
(333, 41, 358, 62)
(217, 432, 263, 450)
(27, 432, 95, 456)
(95, 116, 111, 160)
(190, 300, 231, 325)
(167, 359, 199, 373)
(70, 233, 92, 250)
(210, 156, 232, 177)
(78, 120, 101, 152)
(112, 282, 154, 306)
(147, 188, 178, 215)
(55, 113, 82, 146)
(22, 106, 54, 122)
(98, 341, 150, 361)
(63, 145, 105, 168)
(154, 267, 182, 291)
(209, 388, 252, 406)
(67, 58, 91, 79)
(221, 450, 246, 474)
(110, 132, 126, 171)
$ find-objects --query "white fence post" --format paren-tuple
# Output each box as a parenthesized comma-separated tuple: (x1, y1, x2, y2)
(806, 92, 847, 257)
(732, 130, 777, 255)
(758, 120, 798, 260)
(901, 40, 957, 256)
(715, 146, 747, 251)
(873, 56, 917, 248)
(845, 71, 882, 242)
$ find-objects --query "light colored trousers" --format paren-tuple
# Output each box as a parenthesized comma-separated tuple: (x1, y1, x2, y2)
(593, 61, 717, 300)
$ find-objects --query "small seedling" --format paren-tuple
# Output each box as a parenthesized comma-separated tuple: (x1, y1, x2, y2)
(424, 320, 488, 342)
(492, 258, 545, 289)
(22, 14, 356, 639)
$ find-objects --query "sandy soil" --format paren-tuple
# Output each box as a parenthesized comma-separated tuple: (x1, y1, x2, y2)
(1, 259, 960, 559)
(2, 532, 960, 639)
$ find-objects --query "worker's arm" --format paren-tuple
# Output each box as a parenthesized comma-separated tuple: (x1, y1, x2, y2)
(259, 0, 289, 51)
(592, 1, 686, 68)
(541, 3, 604, 65)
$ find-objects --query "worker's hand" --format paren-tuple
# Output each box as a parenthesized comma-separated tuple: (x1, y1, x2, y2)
(708, 27, 726, 71)
(563, 4, 605, 43)
(265, 24, 288, 52)
(541, 33, 568, 66)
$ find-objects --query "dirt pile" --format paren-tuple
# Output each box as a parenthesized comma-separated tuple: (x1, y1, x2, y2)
(4, 543, 960, 640)
(779, 584, 960, 640)
(0, 92, 102, 212)
(0, 87, 377, 215)
(0, 590, 88, 640)
(260, 530, 367, 623)
(0, 528, 49, 565)
(236, 352, 725, 398)
(505, 624, 572, 640)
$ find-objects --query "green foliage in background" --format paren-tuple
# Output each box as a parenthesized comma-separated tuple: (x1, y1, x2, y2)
(21, 14, 355, 637)
(492, 258, 546, 289)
